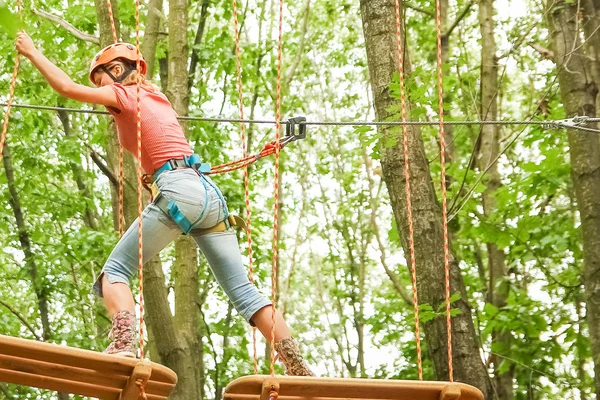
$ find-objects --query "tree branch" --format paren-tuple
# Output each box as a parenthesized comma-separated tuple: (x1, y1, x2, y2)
(443, 0, 475, 39)
(283, 0, 311, 86)
(405, 3, 434, 17)
(188, 0, 210, 89)
(32, 9, 99, 44)
(90, 148, 118, 187)
(0, 299, 43, 341)
(529, 42, 555, 61)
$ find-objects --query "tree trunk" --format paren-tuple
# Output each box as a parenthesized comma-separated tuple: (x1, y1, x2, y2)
(3, 143, 52, 341)
(546, 1, 600, 397)
(167, 0, 205, 397)
(478, 1, 513, 399)
(141, 0, 163, 79)
(359, 0, 493, 396)
(440, 0, 455, 164)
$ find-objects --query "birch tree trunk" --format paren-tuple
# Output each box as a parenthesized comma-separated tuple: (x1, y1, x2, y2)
(359, 0, 493, 396)
(546, 1, 600, 397)
(478, 1, 513, 398)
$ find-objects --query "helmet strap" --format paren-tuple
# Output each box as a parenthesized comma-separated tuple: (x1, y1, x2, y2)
(99, 64, 135, 84)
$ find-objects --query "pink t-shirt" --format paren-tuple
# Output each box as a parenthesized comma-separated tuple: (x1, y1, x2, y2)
(106, 83, 193, 174)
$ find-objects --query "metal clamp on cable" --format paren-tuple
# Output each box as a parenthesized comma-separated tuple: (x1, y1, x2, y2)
(542, 115, 589, 130)
(281, 116, 307, 147)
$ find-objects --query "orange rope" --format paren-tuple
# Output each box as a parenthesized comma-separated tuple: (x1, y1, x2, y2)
(393, 0, 422, 381)
(0, 2, 22, 161)
(104, 0, 125, 238)
(209, 141, 279, 175)
(434, 0, 453, 381)
(269, 0, 284, 377)
(133, 0, 147, 398)
(105, 0, 119, 43)
(231, 0, 258, 374)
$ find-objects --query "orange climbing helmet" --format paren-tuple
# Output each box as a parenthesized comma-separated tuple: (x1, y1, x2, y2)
(89, 43, 147, 85)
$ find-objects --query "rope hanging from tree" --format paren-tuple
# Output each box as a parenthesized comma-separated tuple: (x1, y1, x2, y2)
(133, 0, 147, 397)
(270, 0, 285, 378)
(393, 0, 423, 381)
(393, 0, 454, 381)
(434, 0, 454, 382)
(228, 0, 287, 382)
(231, 0, 259, 374)
(104, 0, 126, 238)
(104, 0, 148, 396)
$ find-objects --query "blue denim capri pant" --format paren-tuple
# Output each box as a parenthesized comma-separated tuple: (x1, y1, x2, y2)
(93, 168, 271, 323)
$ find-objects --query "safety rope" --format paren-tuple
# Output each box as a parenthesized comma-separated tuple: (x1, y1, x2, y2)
(104, 0, 125, 237)
(393, 0, 423, 380)
(269, 0, 284, 378)
(104, 0, 147, 396)
(435, 0, 453, 382)
(4, 103, 600, 132)
(231, 0, 258, 374)
(209, 140, 290, 175)
(133, 0, 147, 398)
(105, 0, 119, 43)
(0, 1, 21, 161)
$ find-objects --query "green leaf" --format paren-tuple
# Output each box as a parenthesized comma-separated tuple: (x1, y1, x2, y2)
(0, 2, 21, 37)
(484, 303, 499, 318)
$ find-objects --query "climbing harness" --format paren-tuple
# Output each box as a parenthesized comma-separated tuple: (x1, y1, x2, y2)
(148, 158, 233, 235)
(137, 115, 306, 237)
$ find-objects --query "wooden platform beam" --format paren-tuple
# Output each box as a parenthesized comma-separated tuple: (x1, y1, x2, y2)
(224, 375, 484, 400)
(0, 334, 177, 399)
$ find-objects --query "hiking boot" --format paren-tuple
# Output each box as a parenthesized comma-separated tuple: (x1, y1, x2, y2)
(104, 310, 136, 358)
(275, 337, 315, 376)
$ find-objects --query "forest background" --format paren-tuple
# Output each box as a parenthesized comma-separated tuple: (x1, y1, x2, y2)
(0, 0, 598, 399)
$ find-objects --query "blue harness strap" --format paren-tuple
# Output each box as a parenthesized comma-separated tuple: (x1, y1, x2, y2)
(153, 154, 211, 182)
(152, 154, 230, 234)
(166, 199, 193, 233)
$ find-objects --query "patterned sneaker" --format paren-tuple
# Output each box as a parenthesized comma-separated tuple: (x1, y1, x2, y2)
(275, 337, 316, 376)
(104, 310, 136, 358)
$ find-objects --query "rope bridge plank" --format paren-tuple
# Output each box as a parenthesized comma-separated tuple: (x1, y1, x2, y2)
(223, 375, 484, 400)
(0, 334, 177, 399)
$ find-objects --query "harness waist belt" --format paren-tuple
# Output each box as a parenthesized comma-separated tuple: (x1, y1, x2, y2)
(153, 154, 211, 181)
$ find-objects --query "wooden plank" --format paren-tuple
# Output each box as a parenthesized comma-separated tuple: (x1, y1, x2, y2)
(0, 353, 127, 389)
(225, 395, 465, 400)
(0, 367, 120, 399)
(224, 376, 484, 400)
(0, 334, 177, 384)
(120, 361, 153, 400)
(0, 334, 177, 399)
(0, 354, 174, 397)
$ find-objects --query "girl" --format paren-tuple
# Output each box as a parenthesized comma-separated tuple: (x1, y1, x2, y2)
(15, 32, 314, 377)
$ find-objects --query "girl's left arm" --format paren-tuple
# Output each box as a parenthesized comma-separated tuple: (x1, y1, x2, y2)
(16, 32, 118, 108)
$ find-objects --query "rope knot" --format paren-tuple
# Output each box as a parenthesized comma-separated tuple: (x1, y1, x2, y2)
(269, 389, 279, 400)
